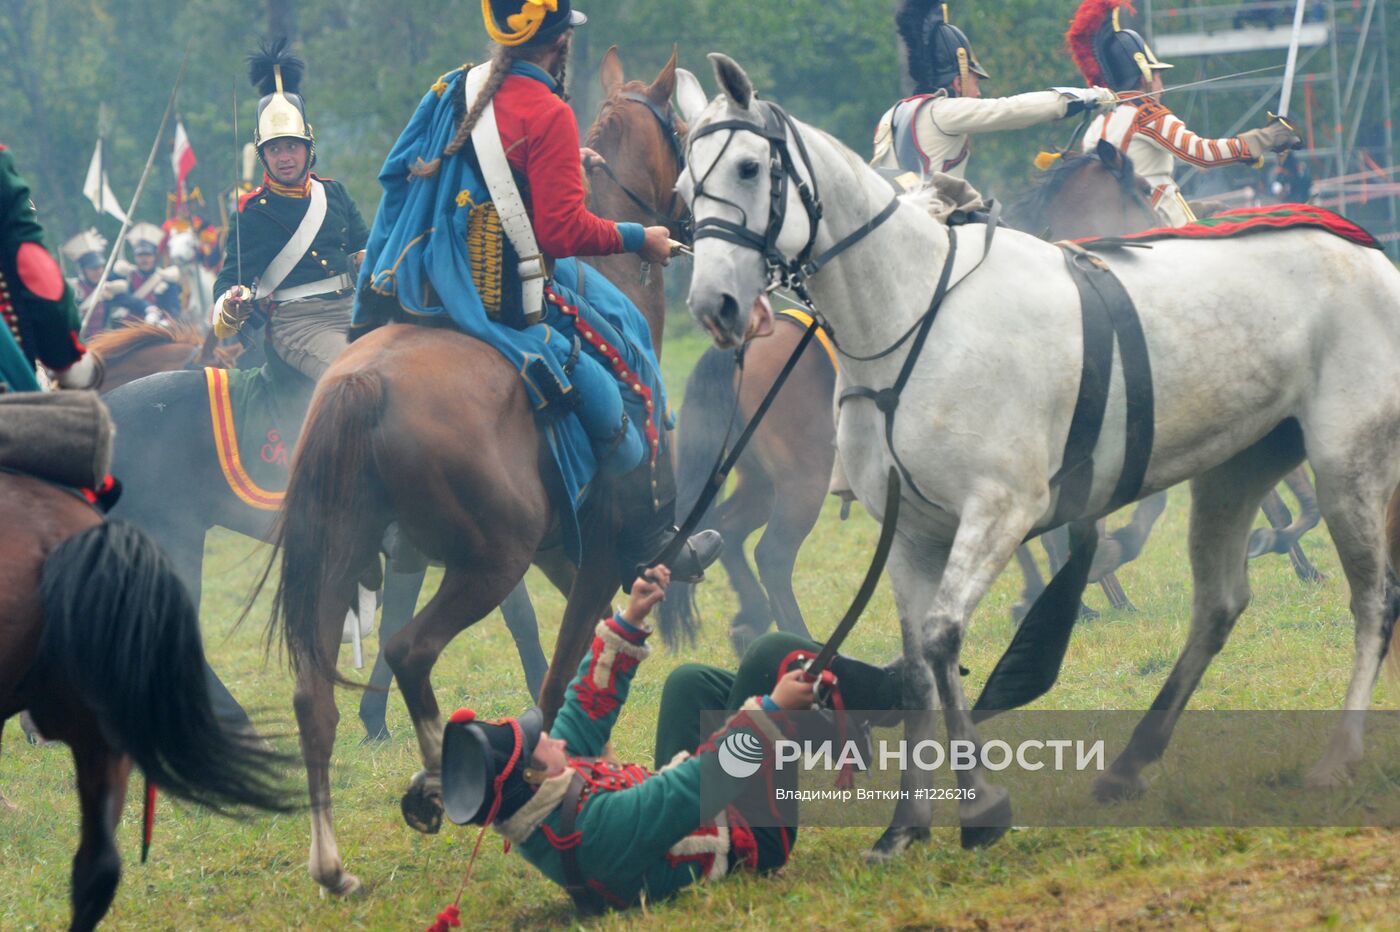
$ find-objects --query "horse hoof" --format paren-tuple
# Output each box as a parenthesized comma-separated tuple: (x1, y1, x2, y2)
(1077, 603, 1100, 621)
(1093, 770, 1146, 803)
(728, 624, 759, 657)
(865, 825, 930, 863)
(401, 783, 444, 834)
(1304, 759, 1354, 790)
(359, 725, 391, 746)
(319, 873, 364, 898)
(1009, 602, 1031, 627)
(959, 788, 1012, 850)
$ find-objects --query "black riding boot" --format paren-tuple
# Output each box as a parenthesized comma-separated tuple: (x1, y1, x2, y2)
(614, 453, 722, 591)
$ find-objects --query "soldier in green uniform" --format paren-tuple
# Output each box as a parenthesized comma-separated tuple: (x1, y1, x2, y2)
(0, 145, 101, 392)
(440, 566, 903, 914)
(212, 39, 369, 381)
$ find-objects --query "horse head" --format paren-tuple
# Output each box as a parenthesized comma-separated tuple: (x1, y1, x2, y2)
(583, 46, 690, 240)
(1009, 141, 1156, 241)
(679, 54, 824, 348)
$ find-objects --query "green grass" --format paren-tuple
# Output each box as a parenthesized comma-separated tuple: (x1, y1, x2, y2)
(4, 313, 1399, 928)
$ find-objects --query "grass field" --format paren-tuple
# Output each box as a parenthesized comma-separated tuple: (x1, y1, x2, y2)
(4, 315, 1399, 930)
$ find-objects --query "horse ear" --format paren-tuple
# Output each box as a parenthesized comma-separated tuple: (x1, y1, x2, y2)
(1096, 139, 1126, 176)
(674, 68, 708, 124)
(647, 45, 678, 107)
(600, 45, 624, 98)
(709, 52, 753, 109)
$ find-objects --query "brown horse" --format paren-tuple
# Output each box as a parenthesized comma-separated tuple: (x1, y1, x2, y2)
(263, 49, 690, 897)
(0, 473, 286, 931)
(86, 321, 242, 393)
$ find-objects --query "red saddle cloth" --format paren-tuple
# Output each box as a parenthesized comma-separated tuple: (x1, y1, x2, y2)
(1077, 204, 1381, 251)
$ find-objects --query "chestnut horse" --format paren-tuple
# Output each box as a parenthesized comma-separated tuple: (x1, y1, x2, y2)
(263, 50, 692, 896)
(0, 474, 286, 931)
(86, 321, 241, 393)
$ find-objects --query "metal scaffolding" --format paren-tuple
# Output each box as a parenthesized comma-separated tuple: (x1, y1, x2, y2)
(1143, 0, 1398, 257)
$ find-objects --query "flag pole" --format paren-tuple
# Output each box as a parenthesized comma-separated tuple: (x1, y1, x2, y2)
(81, 52, 189, 330)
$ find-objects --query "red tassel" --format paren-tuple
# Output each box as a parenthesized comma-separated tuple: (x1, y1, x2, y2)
(426, 904, 461, 931)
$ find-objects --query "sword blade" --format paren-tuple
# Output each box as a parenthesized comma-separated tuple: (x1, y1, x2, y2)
(806, 467, 901, 679)
(1116, 64, 1285, 105)
(1277, 0, 1311, 119)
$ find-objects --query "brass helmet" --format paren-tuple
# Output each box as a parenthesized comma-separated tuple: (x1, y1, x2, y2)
(895, 1, 990, 96)
(1068, 0, 1173, 93)
(247, 38, 315, 167)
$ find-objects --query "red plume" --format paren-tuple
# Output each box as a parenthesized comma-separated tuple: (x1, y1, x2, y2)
(1066, 0, 1136, 86)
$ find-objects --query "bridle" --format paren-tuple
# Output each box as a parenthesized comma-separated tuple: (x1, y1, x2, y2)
(686, 99, 899, 308)
(587, 92, 692, 244)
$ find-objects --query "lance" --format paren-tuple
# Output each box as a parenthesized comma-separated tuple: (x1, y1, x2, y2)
(81, 52, 190, 331)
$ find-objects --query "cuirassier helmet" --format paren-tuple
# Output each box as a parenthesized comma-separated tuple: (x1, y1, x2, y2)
(247, 38, 315, 167)
(1068, 0, 1173, 92)
(896, 1, 990, 96)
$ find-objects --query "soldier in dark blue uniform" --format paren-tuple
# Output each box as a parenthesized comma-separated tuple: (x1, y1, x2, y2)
(125, 222, 182, 322)
(212, 40, 369, 381)
(64, 229, 148, 339)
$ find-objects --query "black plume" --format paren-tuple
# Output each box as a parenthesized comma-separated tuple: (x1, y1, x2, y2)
(247, 37, 305, 96)
(895, 0, 940, 85)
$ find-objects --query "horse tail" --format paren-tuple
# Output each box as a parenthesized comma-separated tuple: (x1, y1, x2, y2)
(1384, 484, 1400, 680)
(657, 346, 737, 648)
(267, 370, 388, 684)
(38, 521, 290, 814)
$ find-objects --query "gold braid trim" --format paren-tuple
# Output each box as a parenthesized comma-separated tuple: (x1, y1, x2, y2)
(467, 201, 505, 315)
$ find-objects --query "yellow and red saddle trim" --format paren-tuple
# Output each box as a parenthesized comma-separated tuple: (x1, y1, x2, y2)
(546, 287, 660, 467)
(776, 307, 838, 371)
(204, 367, 285, 511)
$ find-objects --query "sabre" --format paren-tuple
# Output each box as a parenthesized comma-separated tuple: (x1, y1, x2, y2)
(1115, 64, 1285, 105)
(81, 51, 190, 331)
(1276, 0, 1310, 120)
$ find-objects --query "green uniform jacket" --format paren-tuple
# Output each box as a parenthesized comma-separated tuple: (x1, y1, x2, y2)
(493, 615, 788, 907)
(213, 175, 369, 300)
(0, 146, 84, 372)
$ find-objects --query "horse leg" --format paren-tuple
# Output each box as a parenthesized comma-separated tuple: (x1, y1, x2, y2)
(1095, 435, 1298, 801)
(1302, 458, 1395, 787)
(714, 466, 776, 655)
(537, 532, 623, 724)
(1248, 488, 1293, 558)
(293, 582, 362, 896)
(1091, 491, 1169, 581)
(359, 565, 425, 744)
(1011, 545, 1045, 625)
(1282, 467, 1325, 582)
(500, 579, 548, 702)
(1041, 525, 1099, 620)
(68, 736, 131, 932)
(752, 473, 824, 641)
(1099, 572, 1136, 613)
(918, 491, 1041, 849)
(388, 565, 522, 834)
(868, 535, 949, 861)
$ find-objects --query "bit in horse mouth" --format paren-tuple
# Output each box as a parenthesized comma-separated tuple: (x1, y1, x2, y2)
(745, 293, 775, 342)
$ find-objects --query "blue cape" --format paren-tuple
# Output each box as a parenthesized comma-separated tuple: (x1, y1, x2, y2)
(353, 66, 666, 561)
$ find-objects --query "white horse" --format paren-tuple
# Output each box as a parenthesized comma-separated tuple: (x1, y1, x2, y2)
(675, 55, 1400, 857)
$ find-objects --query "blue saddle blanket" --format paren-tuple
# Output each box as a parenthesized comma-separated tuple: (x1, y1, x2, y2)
(352, 68, 666, 561)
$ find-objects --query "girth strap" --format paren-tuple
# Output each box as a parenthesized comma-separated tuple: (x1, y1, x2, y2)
(1047, 247, 1155, 529)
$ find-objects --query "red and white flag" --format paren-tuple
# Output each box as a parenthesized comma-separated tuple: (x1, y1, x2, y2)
(171, 120, 196, 198)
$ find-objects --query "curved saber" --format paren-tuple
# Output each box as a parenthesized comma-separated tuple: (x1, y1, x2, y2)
(81, 52, 190, 330)
(805, 467, 901, 679)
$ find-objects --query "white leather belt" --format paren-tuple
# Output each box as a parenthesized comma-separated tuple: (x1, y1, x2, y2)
(270, 272, 355, 304)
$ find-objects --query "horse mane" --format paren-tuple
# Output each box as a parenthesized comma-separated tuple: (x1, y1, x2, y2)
(86, 321, 203, 363)
(583, 80, 688, 150)
(1005, 153, 1103, 237)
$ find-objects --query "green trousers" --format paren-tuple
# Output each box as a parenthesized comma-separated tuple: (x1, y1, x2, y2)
(653, 632, 902, 871)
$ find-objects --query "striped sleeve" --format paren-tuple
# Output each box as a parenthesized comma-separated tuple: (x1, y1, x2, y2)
(1133, 102, 1253, 167)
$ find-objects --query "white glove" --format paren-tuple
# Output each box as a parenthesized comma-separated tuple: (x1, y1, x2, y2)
(53, 353, 103, 390)
(113, 259, 135, 277)
(144, 306, 164, 325)
(1054, 86, 1119, 116)
(99, 279, 129, 300)
(158, 266, 181, 283)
